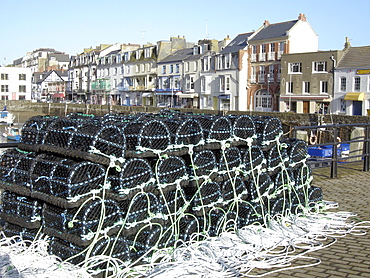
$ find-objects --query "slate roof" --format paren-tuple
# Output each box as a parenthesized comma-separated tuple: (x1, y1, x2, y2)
(158, 48, 195, 63)
(47, 53, 70, 62)
(336, 46, 370, 69)
(220, 33, 252, 54)
(249, 20, 298, 42)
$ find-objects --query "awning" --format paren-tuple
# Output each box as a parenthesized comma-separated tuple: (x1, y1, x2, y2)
(344, 92, 365, 101)
(52, 93, 65, 98)
(142, 93, 153, 98)
(177, 93, 196, 98)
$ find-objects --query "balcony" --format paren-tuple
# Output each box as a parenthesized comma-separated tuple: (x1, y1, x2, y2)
(258, 53, 266, 62)
(251, 54, 257, 62)
(267, 52, 275, 61)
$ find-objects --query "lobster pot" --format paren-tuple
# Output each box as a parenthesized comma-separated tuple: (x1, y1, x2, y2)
(48, 237, 85, 265)
(42, 199, 124, 246)
(218, 147, 242, 175)
(2, 222, 39, 243)
(66, 112, 100, 121)
(122, 120, 145, 151)
(249, 172, 275, 204)
(30, 154, 106, 208)
(0, 191, 43, 229)
(230, 114, 256, 141)
(138, 119, 171, 152)
(282, 138, 308, 168)
(158, 188, 187, 217)
(186, 149, 217, 180)
(253, 116, 282, 150)
(235, 201, 265, 226)
(102, 113, 138, 125)
(294, 164, 313, 189)
(191, 181, 223, 215)
(109, 158, 155, 200)
(269, 196, 291, 216)
(242, 144, 266, 175)
(178, 215, 201, 243)
(221, 177, 249, 205)
(19, 115, 57, 147)
(208, 116, 233, 142)
(123, 192, 163, 232)
(290, 189, 308, 214)
(308, 186, 323, 203)
(129, 225, 163, 260)
(0, 149, 37, 193)
(172, 117, 204, 147)
(273, 168, 294, 192)
(264, 144, 289, 175)
(206, 208, 227, 237)
(156, 156, 188, 190)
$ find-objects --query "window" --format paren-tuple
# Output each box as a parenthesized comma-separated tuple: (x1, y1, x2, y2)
(190, 77, 194, 89)
(201, 78, 205, 92)
(268, 65, 274, 81)
(270, 43, 275, 52)
(261, 44, 266, 53)
(354, 76, 361, 91)
(175, 64, 179, 73)
(136, 65, 140, 73)
(313, 61, 327, 72)
(185, 62, 189, 72)
(287, 82, 293, 94)
(251, 66, 256, 83)
(304, 81, 310, 93)
(1, 74, 8, 80)
(226, 77, 230, 90)
(321, 81, 328, 93)
(289, 63, 302, 73)
(220, 77, 225, 91)
(225, 53, 231, 69)
(259, 66, 265, 82)
(144, 48, 151, 58)
(279, 42, 285, 52)
(19, 74, 26, 80)
(162, 65, 166, 74)
(1, 85, 8, 92)
(170, 65, 173, 74)
(340, 77, 346, 91)
(340, 99, 346, 113)
(19, 85, 26, 92)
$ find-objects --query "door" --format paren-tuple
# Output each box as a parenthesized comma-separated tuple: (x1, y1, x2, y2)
(303, 101, 309, 114)
(353, 101, 362, 115)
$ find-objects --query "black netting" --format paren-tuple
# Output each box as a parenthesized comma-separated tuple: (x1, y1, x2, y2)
(48, 237, 85, 265)
(264, 144, 289, 175)
(294, 164, 312, 189)
(230, 114, 256, 140)
(0, 191, 42, 229)
(20, 115, 57, 147)
(283, 138, 308, 166)
(270, 197, 291, 216)
(159, 188, 187, 216)
(0, 149, 36, 194)
(109, 158, 155, 199)
(242, 144, 266, 174)
(253, 116, 282, 149)
(221, 177, 248, 204)
(156, 156, 188, 189)
(2, 222, 39, 242)
(185, 150, 217, 180)
(218, 147, 242, 173)
(235, 202, 265, 226)
(42, 199, 123, 245)
(308, 186, 323, 203)
(138, 119, 171, 151)
(173, 117, 204, 146)
(178, 215, 200, 242)
(30, 153, 106, 207)
(191, 181, 223, 215)
(249, 172, 275, 203)
(208, 116, 233, 141)
(129, 225, 162, 260)
(273, 168, 294, 190)
(206, 208, 226, 237)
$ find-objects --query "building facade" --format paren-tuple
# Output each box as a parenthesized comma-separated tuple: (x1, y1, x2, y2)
(0, 67, 32, 101)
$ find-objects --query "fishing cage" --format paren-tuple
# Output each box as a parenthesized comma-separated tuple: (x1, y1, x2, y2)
(206, 208, 227, 237)
(308, 186, 323, 203)
(0, 149, 37, 194)
(217, 147, 242, 178)
(156, 156, 188, 190)
(29, 153, 106, 208)
(2, 222, 39, 243)
(282, 138, 308, 168)
(273, 168, 295, 192)
(185, 149, 218, 181)
(242, 144, 266, 175)
(128, 225, 163, 261)
(190, 181, 223, 215)
(158, 188, 187, 217)
(193, 115, 232, 143)
(47, 237, 85, 265)
(230, 114, 256, 141)
(178, 215, 201, 243)
(170, 117, 204, 147)
(234, 202, 265, 226)
(42, 199, 124, 246)
(221, 176, 249, 204)
(0, 191, 43, 229)
(108, 158, 155, 200)
(293, 164, 313, 189)
(249, 172, 275, 204)
(19, 115, 58, 149)
(264, 143, 289, 175)
(253, 116, 282, 150)
(270, 196, 292, 216)
(41, 117, 126, 164)
(137, 119, 172, 152)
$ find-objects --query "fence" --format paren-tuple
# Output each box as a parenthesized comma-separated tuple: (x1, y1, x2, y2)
(293, 122, 370, 178)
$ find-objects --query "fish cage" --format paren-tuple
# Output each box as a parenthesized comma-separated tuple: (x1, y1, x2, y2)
(229, 114, 256, 142)
(155, 156, 188, 190)
(253, 116, 282, 150)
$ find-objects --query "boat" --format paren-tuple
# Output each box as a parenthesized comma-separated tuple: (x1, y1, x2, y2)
(3, 126, 21, 141)
(0, 110, 15, 125)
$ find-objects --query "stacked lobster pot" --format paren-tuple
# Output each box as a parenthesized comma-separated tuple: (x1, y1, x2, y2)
(0, 110, 322, 274)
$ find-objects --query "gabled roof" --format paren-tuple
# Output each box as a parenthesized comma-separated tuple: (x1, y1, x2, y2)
(220, 32, 252, 54)
(249, 20, 298, 42)
(336, 46, 370, 69)
(34, 70, 68, 83)
(47, 53, 70, 62)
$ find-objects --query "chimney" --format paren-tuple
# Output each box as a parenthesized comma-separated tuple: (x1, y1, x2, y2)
(344, 37, 351, 49)
(298, 13, 307, 21)
(264, 20, 270, 27)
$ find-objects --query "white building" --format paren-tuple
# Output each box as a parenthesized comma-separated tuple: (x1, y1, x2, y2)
(332, 43, 370, 116)
(0, 67, 32, 101)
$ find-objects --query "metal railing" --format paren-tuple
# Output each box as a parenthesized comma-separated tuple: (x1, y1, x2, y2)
(293, 122, 370, 178)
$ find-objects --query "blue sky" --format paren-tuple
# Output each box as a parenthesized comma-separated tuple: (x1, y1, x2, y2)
(1, 0, 369, 64)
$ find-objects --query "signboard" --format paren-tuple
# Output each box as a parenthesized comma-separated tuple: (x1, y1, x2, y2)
(356, 69, 370, 75)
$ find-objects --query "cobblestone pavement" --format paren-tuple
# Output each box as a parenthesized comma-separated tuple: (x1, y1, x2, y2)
(267, 161, 370, 278)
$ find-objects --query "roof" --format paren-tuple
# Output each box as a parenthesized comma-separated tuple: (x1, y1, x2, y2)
(158, 48, 194, 63)
(337, 46, 370, 69)
(249, 20, 298, 42)
(47, 53, 70, 62)
(220, 33, 252, 54)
